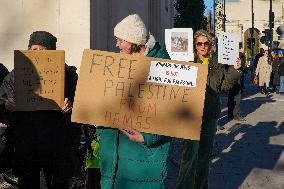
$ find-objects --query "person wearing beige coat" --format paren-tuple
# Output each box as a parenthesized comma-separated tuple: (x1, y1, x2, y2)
(255, 50, 272, 94)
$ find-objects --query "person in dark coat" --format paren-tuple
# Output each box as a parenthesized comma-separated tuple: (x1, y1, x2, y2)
(0, 63, 10, 172)
(227, 46, 247, 121)
(0, 31, 78, 189)
(254, 48, 265, 69)
(271, 49, 281, 93)
(0, 64, 9, 85)
(279, 50, 284, 94)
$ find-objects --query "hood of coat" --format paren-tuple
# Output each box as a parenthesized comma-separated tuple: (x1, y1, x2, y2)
(144, 34, 156, 56)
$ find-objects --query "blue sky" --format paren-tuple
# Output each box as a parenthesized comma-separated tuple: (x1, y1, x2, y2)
(205, 0, 214, 14)
(205, 0, 239, 14)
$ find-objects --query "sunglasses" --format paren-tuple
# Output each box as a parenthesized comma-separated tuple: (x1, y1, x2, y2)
(196, 41, 210, 47)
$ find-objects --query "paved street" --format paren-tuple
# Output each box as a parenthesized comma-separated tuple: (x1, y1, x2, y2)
(167, 76, 284, 189)
(210, 83, 284, 189)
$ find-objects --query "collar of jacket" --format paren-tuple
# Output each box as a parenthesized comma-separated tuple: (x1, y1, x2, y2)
(194, 53, 216, 64)
(144, 34, 156, 56)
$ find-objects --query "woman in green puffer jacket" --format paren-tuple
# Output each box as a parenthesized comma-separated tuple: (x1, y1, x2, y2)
(96, 14, 171, 189)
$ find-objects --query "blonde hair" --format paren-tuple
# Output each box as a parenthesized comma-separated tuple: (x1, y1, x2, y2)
(193, 30, 213, 54)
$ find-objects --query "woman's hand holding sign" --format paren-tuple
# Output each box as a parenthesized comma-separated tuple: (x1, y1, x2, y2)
(120, 128, 145, 143)
(61, 98, 72, 113)
(5, 98, 15, 112)
(234, 58, 242, 70)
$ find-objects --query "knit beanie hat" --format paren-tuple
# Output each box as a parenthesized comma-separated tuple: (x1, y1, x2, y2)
(114, 14, 148, 45)
(28, 31, 57, 50)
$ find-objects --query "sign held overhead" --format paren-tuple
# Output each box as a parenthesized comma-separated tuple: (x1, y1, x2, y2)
(218, 32, 239, 65)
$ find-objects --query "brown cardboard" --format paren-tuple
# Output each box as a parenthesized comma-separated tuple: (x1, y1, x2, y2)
(14, 50, 65, 111)
(71, 49, 208, 140)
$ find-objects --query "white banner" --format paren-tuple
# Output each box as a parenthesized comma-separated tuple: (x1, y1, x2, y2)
(218, 31, 239, 65)
(147, 61, 198, 88)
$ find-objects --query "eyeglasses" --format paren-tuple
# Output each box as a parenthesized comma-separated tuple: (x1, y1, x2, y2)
(196, 41, 210, 47)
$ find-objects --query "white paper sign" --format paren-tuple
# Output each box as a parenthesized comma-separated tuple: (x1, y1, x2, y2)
(165, 28, 194, 61)
(218, 32, 239, 65)
(147, 61, 198, 88)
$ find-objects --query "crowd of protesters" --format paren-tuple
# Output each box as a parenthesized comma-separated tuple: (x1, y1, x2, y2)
(0, 13, 283, 189)
(254, 47, 284, 95)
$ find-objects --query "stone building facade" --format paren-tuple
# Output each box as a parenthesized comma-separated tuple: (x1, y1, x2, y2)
(0, 0, 175, 70)
(90, 0, 175, 52)
(216, 0, 284, 48)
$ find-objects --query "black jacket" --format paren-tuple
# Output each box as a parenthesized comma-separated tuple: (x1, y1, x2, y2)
(272, 58, 280, 85)
(279, 57, 284, 76)
(0, 63, 9, 86)
(0, 65, 78, 177)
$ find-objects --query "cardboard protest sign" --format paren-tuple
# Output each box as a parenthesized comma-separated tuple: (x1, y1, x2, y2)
(14, 50, 65, 111)
(165, 28, 194, 61)
(71, 50, 208, 140)
(218, 32, 239, 65)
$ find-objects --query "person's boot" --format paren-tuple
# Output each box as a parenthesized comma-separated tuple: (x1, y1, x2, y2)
(273, 86, 277, 93)
(260, 87, 265, 94)
(264, 87, 269, 95)
(276, 87, 280, 94)
(233, 115, 247, 122)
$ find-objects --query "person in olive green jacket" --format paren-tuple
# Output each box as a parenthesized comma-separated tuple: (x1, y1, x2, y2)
(96, 14, 171, 189)
(176, 30, 242, 189)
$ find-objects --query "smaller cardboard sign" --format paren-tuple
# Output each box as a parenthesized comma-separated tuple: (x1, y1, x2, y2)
(147, 61, 198, 87)
(218, 31, 239, 65)
(14, 50, 65, 111)
(165, 28, 194, 61)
